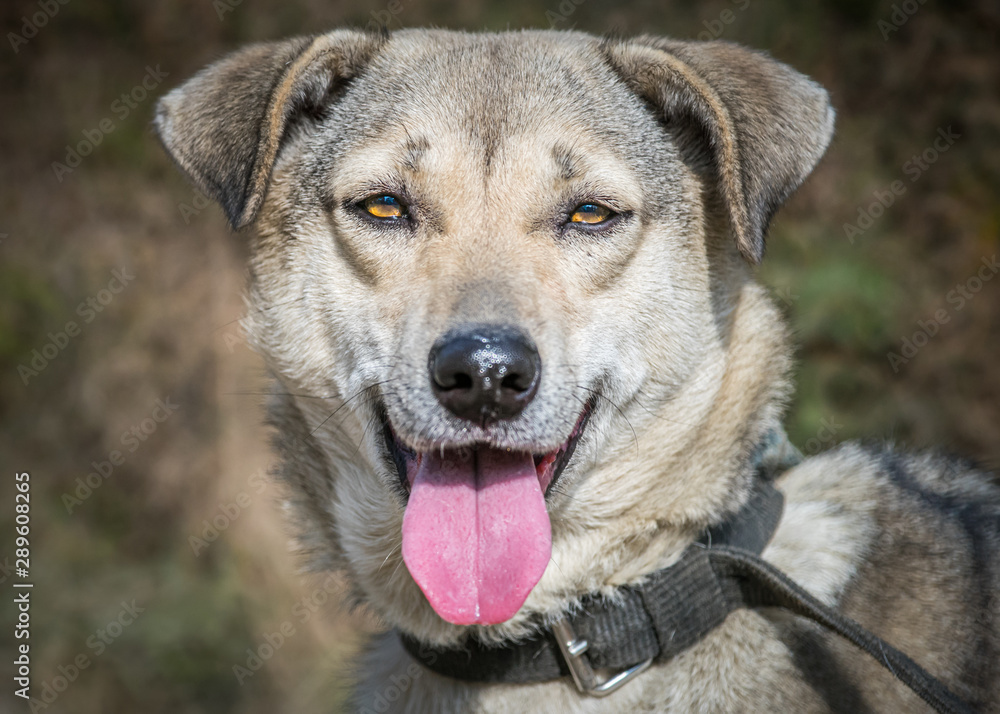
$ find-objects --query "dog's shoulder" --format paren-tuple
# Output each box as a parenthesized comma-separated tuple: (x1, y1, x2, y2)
(769, 441, 1000, 711)
(771, 440, 1000, 615)
(774, 441, 1000, 564)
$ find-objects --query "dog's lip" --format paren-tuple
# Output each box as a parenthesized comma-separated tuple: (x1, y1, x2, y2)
(379, 398, 596, 499)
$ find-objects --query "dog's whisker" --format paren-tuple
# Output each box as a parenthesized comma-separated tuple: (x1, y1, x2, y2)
(377, 543, 402, 574)
(331, 380, 404, 432)
(308, 380, 394, 438)
(224, 390, 342, 400)
(211, 296, 310, 333)
(571, 385, 640, 459)
(584, 383, 701, 430)
(546, 484, 582, 503)
(666, 286, 714, 294)
(544, 552, 567, 580)
(387, 554, 408, 586)
(346, 412, 385, 462)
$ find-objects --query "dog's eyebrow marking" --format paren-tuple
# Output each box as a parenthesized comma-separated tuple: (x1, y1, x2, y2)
(400, 136, 429, 174)
(552, 144, 584, 181)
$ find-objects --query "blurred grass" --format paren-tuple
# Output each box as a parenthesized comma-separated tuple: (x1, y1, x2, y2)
(1, 0, 998, 711)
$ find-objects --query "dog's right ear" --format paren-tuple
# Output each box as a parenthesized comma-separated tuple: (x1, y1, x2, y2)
(154, 30, 384, 230)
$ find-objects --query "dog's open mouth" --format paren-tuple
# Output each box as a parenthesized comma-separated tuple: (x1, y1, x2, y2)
(380, 399, 594, 626)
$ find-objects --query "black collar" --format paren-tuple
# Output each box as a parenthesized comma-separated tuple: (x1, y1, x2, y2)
(400, 476, 784, 688)
(396, 432, 973, 714)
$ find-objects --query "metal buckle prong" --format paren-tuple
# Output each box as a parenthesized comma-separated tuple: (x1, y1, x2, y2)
(551, 617, 653, 697)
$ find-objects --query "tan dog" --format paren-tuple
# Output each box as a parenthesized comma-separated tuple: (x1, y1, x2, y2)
(155, 29, 1000, 712)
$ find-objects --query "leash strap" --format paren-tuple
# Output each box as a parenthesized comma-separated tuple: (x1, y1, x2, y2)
(706, 547, 974, 714)
(400, 480, 974, 713)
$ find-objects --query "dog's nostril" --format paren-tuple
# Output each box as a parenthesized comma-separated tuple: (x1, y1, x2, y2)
(500, 371, 530, 393)
(433, 365, 474, 392)
(429, 325, 541, 425)
(451, 373, 474, 391)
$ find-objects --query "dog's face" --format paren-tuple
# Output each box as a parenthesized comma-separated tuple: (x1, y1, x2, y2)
(156, 29, 833, 638)
(284, 32, 693, 451)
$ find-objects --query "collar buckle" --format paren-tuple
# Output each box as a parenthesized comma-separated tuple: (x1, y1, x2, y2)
(551, 616, 653, 697)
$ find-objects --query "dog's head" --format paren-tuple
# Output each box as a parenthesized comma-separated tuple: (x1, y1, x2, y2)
(156, 29, 833, 640)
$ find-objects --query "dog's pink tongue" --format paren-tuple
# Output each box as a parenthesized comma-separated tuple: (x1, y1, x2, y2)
(401, 447, 551, 625)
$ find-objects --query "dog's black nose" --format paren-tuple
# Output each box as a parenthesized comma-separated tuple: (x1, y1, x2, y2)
(429, 326, 541, 425)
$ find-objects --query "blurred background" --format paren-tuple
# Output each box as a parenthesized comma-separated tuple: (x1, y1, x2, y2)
(1, 0, 997, 711)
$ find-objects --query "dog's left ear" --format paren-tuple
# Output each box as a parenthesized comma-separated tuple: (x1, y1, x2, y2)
(155, 30, 384, 230)
(603, 37, 835, 263)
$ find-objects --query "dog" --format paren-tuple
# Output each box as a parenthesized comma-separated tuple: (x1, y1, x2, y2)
(155, 28, 1000, 713)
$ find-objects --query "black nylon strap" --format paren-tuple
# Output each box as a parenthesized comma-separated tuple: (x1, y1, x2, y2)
(707, 548, 975, 714)
(400, 478, 975, 713)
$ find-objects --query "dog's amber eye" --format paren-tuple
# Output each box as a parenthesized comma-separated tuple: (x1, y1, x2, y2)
(569, 203, 612, 224)
(363, 194, 406, 219)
